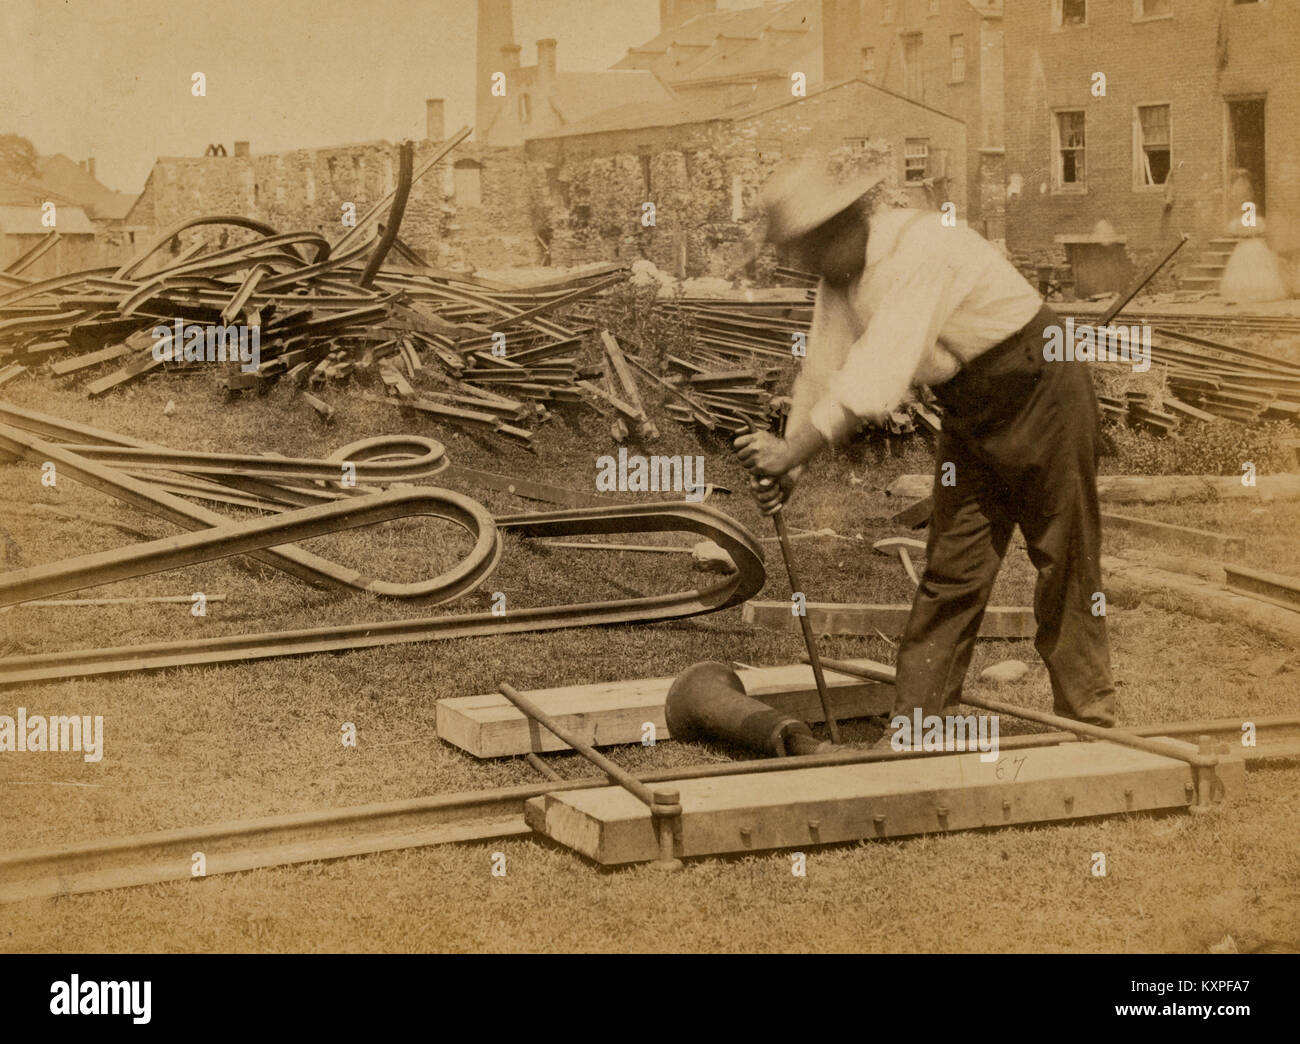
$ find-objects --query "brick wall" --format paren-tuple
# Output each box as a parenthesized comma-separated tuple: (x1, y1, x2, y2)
(823, 0, 997, 234)
(1003, 0, 1300, 274)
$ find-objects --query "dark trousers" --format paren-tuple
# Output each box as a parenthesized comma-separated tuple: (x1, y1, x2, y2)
(892, 305, 1115, 726)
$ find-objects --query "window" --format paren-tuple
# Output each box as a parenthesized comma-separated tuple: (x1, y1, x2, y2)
(518, 93, 532, 123)
(453, 159, 483, 206)
(1054, 0, 1087, 26)
(950, 34, 966, 82)
(844, 137, 870, 154)
(928, 0, 940, 13)
(882, 0, 895, 23)
(1135, 104, 1171, 185)
(1135, 0, 1172, 18)
(902, 34, 923, 99)
(1054, 111, 1086, 188)
(905, 139, 929, 183)
(861, 46, 875, 77)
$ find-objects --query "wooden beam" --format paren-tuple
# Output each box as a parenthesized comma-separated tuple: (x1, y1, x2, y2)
(1101, 555, 1300, 645)
(888, 473, 1300, 504)
(525, 741, 1229, 865)
(743, 601, 1036, 638)
(1100, 511, 1246, 557)
(436, 659, 894, 758)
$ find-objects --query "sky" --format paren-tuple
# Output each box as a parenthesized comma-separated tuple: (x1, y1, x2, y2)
(1, 0, 755, 194)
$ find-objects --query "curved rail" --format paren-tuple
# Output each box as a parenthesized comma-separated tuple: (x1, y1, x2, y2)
(0, 502, 765, 686)
(0, 486, 499, 607)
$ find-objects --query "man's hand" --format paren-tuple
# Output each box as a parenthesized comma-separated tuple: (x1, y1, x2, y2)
(750, 472, 799, 516)
(733, 430, 791, 478)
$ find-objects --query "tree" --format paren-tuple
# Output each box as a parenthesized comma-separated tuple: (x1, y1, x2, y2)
(0, 134, 40, 182)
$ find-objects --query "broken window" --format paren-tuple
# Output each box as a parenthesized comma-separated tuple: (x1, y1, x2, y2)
(861, 46, 875, 77)
(1136, 104, 1171, 185)
(1054, 110, 1086, 188)
(1136, 0, 1171, 18)
(1055, 0, 1087, 26)
(905, 139, 929, 183)
(950, 35, 966, 83)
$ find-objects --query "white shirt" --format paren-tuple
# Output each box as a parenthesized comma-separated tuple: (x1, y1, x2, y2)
(788, 207, 1044, 444)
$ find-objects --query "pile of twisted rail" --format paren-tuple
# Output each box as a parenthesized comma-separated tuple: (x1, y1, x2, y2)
(0, 402, 765, 686)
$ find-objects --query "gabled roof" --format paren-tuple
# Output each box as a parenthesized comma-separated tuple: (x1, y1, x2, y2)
(0, 202, 97, 235)
(36, 154, 136, 219)
(614, 0, 819, 87)
(547, 70, 677, 125)
(530, 75, 961, 142)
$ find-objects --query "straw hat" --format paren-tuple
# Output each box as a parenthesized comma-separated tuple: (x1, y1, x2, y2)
(760, 155, 885, 245)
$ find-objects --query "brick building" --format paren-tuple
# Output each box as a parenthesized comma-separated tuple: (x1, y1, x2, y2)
(822, 0, 1005, 241)
(614, 0, 824, 108)
(1002, 0, 1300, 291)
(475, 0, 675, 147)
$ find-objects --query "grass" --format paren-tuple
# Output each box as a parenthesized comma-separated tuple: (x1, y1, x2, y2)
(1, 356, 1298, 953)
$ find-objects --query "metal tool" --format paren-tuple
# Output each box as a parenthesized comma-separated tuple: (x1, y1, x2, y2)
(498, 681, 683, 870)
(742, 434, 841, 743)
(665, 661, 837, 757)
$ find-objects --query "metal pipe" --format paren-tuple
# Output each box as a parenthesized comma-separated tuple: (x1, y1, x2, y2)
(498, 682, 655, 806)
(359, 141, 414, 288)
(816, 654, 1219, 768)
(962, 693, 1218, 768)
(500, 680, 684, 870)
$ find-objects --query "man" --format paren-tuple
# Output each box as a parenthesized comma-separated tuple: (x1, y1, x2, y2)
(735, 158, 1114, 731)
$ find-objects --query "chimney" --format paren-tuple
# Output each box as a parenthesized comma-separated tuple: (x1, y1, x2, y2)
(537, 38, 557, 86)
(87, 157, 96, 179)
(476, 0, 516, 143)
(425, 98, 446, 141)
(501, 42, 522, 70)
(659, 0, 716, 33)
(234, 141, 250, 157)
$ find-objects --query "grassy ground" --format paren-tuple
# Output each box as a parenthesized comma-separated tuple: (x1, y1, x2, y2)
(1, 353, 1298, 953)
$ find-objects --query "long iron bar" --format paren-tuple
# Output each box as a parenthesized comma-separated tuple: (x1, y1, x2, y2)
(816, 655, 1219, 768)
(4, 714, 1294, 903)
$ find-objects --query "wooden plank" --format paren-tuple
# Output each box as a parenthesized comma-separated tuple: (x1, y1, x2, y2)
(1100, 511, 1246, 557)
(525, 741, 1216, 865)
(436, 659, 894, 758)
(742, 601, 1036, 638)
(889, 495, 932, 529)
(888, 473, 1300, 504)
